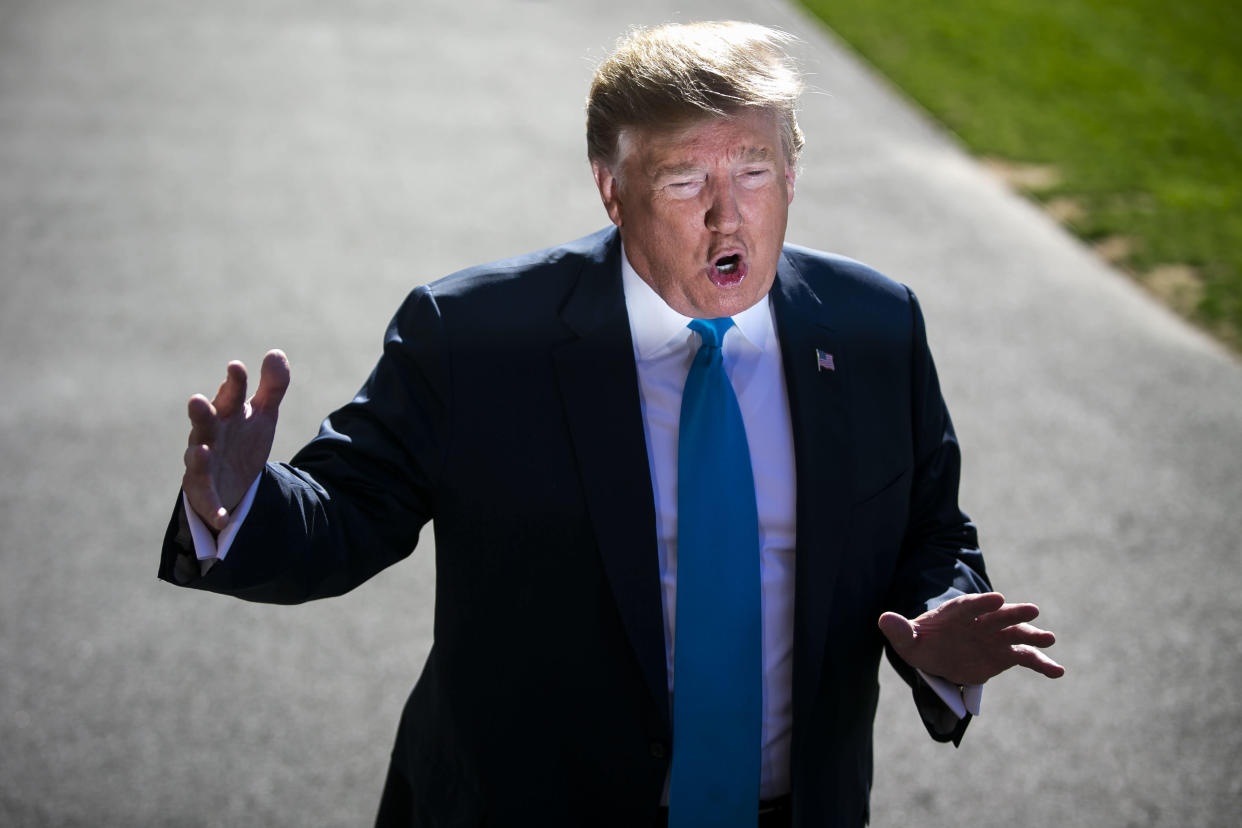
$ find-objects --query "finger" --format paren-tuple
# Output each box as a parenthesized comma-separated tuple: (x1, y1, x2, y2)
(878, 612, 915, 651)
(186, 394, 218, 446)
(948, 592, 1006, 618)
(1004, 622, 1057, 648)
(182, 444, 229, 529)
(252, 349, 291, 413)
(976, 602, 1041, 630)
(212, 360, 249, 418)
(1010, 644, 1066, 679)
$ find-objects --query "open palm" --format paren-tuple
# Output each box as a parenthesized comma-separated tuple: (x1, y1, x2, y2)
(879, 592, 1064, 686)
(181, 350, 290, 531)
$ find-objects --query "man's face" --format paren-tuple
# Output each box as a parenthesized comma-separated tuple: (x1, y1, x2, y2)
(592, 109, 795, 319)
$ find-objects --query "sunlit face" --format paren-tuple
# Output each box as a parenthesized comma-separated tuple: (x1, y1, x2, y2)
(592, 109, 796, 319)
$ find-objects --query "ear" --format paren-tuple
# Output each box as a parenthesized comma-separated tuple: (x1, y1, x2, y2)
(591, 160, 624, 227)
(784, 164, 796, 206)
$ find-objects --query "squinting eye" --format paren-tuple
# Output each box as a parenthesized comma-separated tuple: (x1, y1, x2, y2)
(667, 180, 705, 198)
(738, 169, 773, 188)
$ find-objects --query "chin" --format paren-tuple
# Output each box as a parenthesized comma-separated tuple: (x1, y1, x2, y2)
(694, 290, 758, 319)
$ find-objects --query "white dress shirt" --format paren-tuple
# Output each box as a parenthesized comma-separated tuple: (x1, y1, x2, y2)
(620, 251, 798, 799)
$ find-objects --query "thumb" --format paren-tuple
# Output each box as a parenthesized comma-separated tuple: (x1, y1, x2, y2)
(878, 612, 915, 651)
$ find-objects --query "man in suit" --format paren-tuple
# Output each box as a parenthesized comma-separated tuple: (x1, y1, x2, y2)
(164, 21, 1062, 827)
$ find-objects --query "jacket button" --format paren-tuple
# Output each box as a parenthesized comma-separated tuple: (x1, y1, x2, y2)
(649, 741, 667, 759)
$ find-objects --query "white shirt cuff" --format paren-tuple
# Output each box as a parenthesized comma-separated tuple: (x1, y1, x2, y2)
(918, 669, 983, 718)
(181, 474, 262, 574)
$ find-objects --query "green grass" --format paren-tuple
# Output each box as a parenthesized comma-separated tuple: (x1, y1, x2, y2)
(799, 0, 1242, 348)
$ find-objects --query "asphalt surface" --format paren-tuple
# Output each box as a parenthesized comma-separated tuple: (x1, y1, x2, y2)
(2, 1, 1240, 826)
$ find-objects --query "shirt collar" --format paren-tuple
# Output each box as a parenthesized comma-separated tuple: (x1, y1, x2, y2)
(620, 242, 775, 360)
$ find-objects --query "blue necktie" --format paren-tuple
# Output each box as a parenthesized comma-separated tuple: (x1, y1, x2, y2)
(668, 318, 761, 828)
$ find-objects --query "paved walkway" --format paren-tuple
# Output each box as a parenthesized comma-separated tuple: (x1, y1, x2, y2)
(2, 0, 1239, 825)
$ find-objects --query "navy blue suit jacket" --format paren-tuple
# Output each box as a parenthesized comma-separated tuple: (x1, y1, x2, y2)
(161, 227, 989, 827)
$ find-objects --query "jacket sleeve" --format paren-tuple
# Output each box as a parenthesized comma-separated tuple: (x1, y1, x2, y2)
(883, 288, 991, 745)
(158, 284, 451, 604)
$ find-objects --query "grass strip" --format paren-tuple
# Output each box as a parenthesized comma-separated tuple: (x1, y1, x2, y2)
(798, 0, 1242, 348)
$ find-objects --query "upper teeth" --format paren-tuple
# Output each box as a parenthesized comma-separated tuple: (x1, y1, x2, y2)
(718, 257, 738, 273)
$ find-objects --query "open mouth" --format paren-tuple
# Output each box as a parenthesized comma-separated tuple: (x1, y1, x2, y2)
(709, 253, 746, 287)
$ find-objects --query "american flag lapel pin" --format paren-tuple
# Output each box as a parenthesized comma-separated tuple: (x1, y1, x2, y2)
(816, 348, 835, 372)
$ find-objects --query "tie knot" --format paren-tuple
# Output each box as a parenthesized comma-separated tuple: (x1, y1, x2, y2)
(688, 317, 734, 349)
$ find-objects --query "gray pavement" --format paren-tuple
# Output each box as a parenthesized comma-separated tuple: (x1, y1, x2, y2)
(2, 1, 1240, 825)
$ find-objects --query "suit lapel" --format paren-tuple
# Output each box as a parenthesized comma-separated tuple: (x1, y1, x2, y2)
(771, 255, 856, 728)
(552, 231, 670, 729)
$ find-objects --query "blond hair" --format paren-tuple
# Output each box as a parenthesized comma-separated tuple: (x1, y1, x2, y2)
(586, 21, 805, 167)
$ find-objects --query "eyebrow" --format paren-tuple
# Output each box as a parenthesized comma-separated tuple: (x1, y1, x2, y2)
(735, 146, 771, 163)
(652, 162, 705, 180)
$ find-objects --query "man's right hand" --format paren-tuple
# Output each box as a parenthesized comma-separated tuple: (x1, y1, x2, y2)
(182, 350, 291, 532)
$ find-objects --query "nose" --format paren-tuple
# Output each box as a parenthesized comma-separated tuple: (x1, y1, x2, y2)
(705, 177, 742, 234)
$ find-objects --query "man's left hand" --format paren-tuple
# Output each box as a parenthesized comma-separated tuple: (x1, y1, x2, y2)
(878, 592, 1065, 686)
